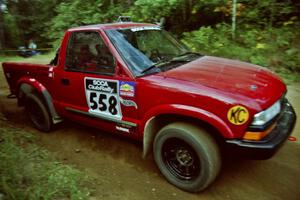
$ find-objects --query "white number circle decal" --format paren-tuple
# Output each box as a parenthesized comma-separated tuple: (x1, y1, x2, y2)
(85, 78, 122, 120)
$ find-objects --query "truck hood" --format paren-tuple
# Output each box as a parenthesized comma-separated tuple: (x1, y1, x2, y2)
(161, 56, 286, 108)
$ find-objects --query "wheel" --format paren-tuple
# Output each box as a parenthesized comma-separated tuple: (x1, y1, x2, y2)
(153, 122, 221, 192)
(25, 94, 52, 132)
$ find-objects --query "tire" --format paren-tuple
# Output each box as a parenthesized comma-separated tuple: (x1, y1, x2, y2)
(25, 94, 52, 132)
(153, 122, 221, 192)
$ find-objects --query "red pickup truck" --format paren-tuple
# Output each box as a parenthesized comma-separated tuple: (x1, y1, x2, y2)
(2, 21, 296, 192)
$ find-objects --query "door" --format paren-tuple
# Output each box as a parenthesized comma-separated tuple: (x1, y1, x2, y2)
(55, 30, 138, 134)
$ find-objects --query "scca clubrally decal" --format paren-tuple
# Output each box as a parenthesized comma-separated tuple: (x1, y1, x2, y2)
(85, 78, 122, 120)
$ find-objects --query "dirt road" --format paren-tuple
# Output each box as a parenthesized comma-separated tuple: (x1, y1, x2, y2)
(0, 64, 299, 200)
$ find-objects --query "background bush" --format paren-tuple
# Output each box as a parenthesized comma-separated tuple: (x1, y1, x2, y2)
(0, 0, 299, 76)
(182, 22, 300, 74)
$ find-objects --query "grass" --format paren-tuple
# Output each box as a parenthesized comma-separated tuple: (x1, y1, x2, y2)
(0, 52, 55, 64)
(0, 119, 92, 200)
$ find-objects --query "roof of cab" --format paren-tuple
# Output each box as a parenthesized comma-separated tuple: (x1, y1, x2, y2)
(68, 22, 157, 32)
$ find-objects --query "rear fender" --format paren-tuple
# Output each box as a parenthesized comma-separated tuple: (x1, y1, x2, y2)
(17, 77, 62, 124)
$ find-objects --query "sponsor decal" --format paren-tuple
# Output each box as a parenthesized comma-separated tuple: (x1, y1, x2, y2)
(227, 105, 249, 125)
(120, 97, 138, 109)
(119, 81, 135, 97)
(86, 79, 116, 94)
(116, 126, 130, 133)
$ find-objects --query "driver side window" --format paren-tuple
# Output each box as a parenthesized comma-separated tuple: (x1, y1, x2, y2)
(65, 31, 115, 75)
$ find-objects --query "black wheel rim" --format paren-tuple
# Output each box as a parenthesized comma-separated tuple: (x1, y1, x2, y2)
(27, 99, 46, 127)
(162, 138, 200, 181)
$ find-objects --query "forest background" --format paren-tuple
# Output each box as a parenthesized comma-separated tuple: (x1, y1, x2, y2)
(0, 0, 300, 80)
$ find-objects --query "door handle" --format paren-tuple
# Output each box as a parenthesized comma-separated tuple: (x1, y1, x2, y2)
(61, 78, 70, 85)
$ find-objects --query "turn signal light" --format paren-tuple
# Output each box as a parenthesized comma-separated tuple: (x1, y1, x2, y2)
(243, 124, 276, 141)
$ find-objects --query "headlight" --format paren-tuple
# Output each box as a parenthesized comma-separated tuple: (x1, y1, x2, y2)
(251, 100, 281, 126)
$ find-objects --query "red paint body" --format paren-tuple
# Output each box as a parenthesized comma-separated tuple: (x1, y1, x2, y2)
(2, 23, 287, 141)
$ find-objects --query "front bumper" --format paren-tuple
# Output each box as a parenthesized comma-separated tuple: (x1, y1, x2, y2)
(225, 100, 296, 159)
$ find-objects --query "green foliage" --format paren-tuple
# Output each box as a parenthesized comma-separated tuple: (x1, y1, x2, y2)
(129, 0, 180, 22)
(1, 0, 300, 80)
(182, 22, 300, 83)
(238, 0, 295, 28)
(2, 0, 61, 48)
(0, 125, 92, 200)
(47, 0, 128, 47)
(2, 12, 21, 48)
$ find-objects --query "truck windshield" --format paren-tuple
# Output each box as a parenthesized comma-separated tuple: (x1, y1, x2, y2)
(106, 27, 199, 76)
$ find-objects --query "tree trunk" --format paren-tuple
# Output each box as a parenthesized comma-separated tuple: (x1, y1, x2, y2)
(232, 0, 237, 40)
(269, 0, 275, 29)
(0, 11, 4, 49)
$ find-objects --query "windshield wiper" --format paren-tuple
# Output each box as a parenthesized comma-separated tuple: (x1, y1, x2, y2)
(175, 51, 201, 59)
(141, 54, 196, 74)
(141, 59, 169, 74)
(141, 64, 158, 74)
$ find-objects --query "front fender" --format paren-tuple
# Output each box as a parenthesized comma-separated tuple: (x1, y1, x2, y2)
(142, 104, 233, 138)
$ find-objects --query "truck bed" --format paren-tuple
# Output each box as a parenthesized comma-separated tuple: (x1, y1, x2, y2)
(2, 62, 52, 95)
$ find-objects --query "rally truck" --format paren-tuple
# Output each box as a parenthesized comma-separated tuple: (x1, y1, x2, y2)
(2, 19, 296, 192)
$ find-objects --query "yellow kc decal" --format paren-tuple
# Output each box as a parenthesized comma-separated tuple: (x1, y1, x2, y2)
(227, 105, 249, 125)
